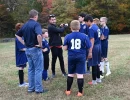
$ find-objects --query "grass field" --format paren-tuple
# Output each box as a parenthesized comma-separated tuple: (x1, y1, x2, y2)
(0, 35, 130, 100)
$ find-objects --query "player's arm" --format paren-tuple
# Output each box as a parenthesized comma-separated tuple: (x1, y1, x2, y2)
(88, 38, 94, 59)
(15, 34, 25, 45)
(63, 45, 68, 50)
(20, 48, 26, 51)
(87, 29, 94, 59)
(101, 27, 109, 40)
(63, 35, 68, 50)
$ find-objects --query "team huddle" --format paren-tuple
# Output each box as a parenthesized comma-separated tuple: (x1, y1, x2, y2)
(15, 9, 111, 96)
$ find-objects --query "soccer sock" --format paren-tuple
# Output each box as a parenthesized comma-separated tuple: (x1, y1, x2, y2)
(42, 70, 47, 80)
(77, 78, 84, 93)
(92, 66, 97, 80)
(97, 65, 100, 78)
(100, 71, 103, 76)
(67, 76, 74, 91)
(18, 70, 24, 84)
(87, 62, 90, 71)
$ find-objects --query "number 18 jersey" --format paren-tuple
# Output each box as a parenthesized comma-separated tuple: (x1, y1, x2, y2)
(63, 32, 91, 56)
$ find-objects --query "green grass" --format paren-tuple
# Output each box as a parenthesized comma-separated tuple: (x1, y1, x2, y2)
(0, 35, 130, 100)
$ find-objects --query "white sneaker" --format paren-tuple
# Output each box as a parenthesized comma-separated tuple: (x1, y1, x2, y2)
(96, 78, 102, 83)
(19, 82, 29, 87)
(106, 72, 111, 76)
(100, 75, 104, 79)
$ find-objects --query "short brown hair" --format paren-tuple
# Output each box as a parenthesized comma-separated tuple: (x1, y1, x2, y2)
(70, 20, 80, 30)
(93, 18, 100, 24)
(15, 23, 23, 31)
(42, 29, 48, 34)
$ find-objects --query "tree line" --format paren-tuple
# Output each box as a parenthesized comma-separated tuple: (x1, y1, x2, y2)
(0, 0, 130, 37)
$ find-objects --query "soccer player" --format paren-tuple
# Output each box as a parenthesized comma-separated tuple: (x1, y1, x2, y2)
(84, 15, 102, 85)
(78, 13, 90, 73)
(93, 18, 100, 26)
(100, 17, 111, 76)
(42, 29, 50, 81)
(48, 14, 67, 78)
(64, 20, 91, 96)
(15, 23, 28, 87)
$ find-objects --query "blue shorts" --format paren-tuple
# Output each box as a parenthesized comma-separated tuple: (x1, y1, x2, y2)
(88, 44, 101, 66)
(68, 55, 86, 74)
(101, 40, 108, 58)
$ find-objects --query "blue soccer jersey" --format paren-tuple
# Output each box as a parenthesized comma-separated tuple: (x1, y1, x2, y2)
(64, 32, 91, 56)
(64, 32, 91, 74)
(79, 23, 89, 35)
(15, 37, 27, 67)
(100, 26, 109, 40)
(100, 26, 109, 58)
(88, 24, 101, 66)
(42, 38, 50, 54)
(88, 24, 101, 45)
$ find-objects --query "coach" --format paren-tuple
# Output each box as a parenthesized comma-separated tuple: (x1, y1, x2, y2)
(15, 9, 44, 93)
(48, 14, 67, 78)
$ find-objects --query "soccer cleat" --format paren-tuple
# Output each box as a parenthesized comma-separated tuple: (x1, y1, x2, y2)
(65, 90, 71, 96)
(52, 74, 56, 78)
(77, 92, 83, 97)
(96, 78, 102, 83)
(62, 73, 67, 77)
(106, 72, 111, 76)
(88, 80, 97, 85)
(100, 75, 104, 79)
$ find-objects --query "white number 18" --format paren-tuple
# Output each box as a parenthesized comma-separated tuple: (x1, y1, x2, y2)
(71, 39, 81, 49)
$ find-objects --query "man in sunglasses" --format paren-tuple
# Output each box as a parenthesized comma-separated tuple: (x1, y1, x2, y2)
(48, 14, 67, 78)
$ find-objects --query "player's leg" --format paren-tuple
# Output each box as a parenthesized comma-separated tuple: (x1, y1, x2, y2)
(88, 66, 97, 85)
(65, 56, 76, 96)
(100, 58, 105, 79)
(42, 54, 49, 81)
(96, 65, 102, 83)
(76, 59, 85, 96)
(51, 47, 58, 77)
(65, 74, 74, 95)
(104, 46, 111, 76)
(77, 74, 84, 96)
(105, 58, 111, 76)
(18, 66, 28, 87)
(58, 48, 66, 76)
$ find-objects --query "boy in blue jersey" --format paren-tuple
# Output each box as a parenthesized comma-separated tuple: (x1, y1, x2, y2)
(42, 29, 50, 81)
(78, 13, 89, 35)
(84, 15, 102, 85)
(100, 17, 111, 76)
(63, 20, 91, 96)
(15, 23, 28, 87)
(78, 13, 90, 73)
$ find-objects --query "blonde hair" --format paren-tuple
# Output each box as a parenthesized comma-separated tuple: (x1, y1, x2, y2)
(100, 17, 108, 23)
(15, 23, 24, 31)
(42, 29, 48, 34)
(93, 18, 100, 24)
(70, 20, 80, 30)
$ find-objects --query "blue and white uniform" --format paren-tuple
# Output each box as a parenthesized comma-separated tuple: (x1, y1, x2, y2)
(64, 32, 91, 74)
(88, 24, 101, 67)
(100, 26, 109, 58)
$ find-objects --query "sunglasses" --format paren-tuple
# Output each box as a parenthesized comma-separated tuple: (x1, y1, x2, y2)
(49, 14, 55, 17)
